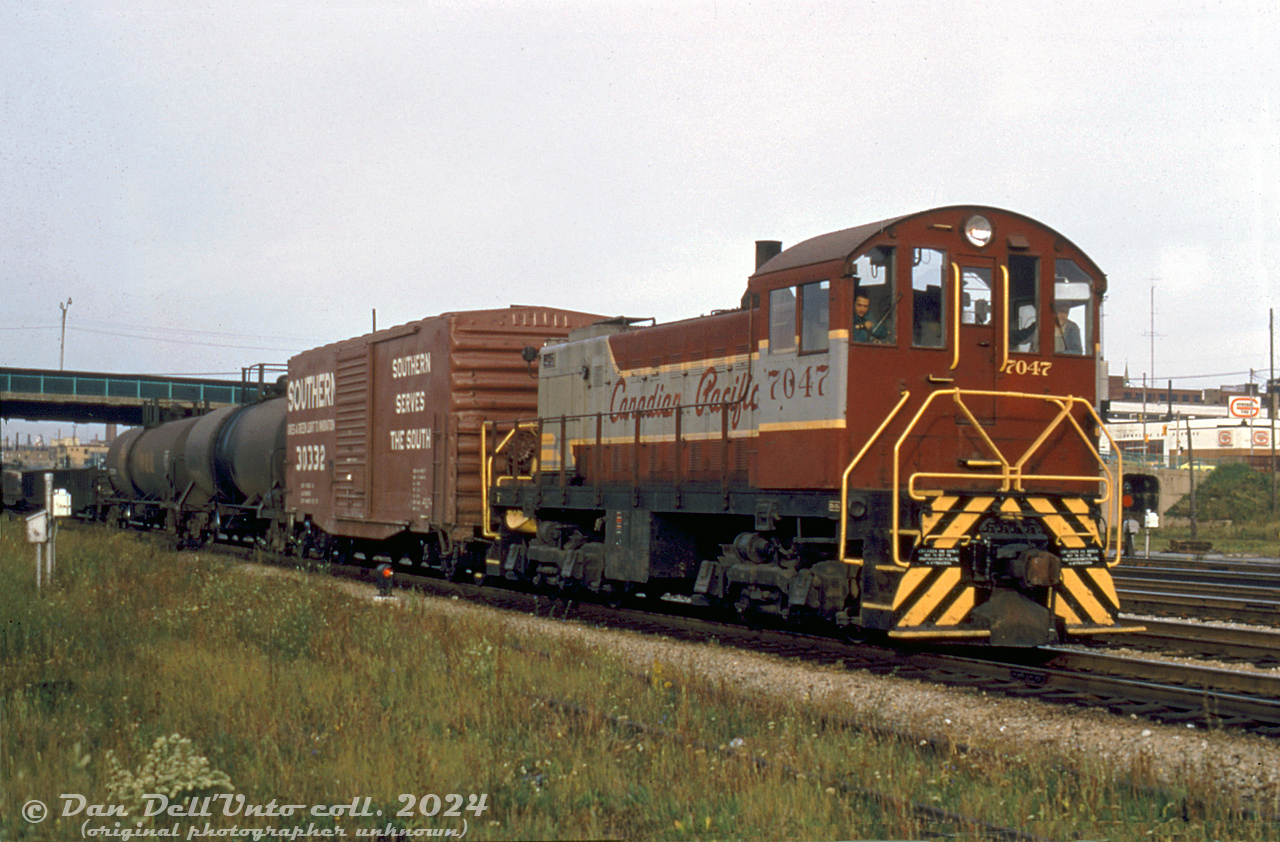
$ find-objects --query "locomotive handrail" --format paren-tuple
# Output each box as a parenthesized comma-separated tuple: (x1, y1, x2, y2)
(481, 394, 747, 537)
(889, 388, 1123, 568)
(999, 265, 1010, 372)
(480, 420, 541, 539)
(837, 390, 911, 566)
(950, 263, 961, 371)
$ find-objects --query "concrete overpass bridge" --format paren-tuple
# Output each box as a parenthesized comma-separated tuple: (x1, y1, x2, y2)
(1, 366, 282, 426)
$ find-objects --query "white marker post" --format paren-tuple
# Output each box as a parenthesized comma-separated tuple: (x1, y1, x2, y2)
(26, 472, 71, 590)
(26, 508, 49, 589)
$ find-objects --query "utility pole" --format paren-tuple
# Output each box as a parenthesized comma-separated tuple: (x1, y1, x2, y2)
(1185, 415, 1196, 539)
(1141, 282, 1159, 467)
(58, 297, 72, 370)
(1271, 308, 1276, 514)
(1141, 373, 1148, 466)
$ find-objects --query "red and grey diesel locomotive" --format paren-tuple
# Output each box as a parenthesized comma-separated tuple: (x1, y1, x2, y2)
(103, 206, 1131, 647)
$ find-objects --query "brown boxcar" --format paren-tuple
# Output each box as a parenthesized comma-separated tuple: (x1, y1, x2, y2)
(286, 306, 604, 550)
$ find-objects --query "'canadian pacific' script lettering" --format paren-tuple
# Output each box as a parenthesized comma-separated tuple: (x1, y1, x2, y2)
(608, 365, 758, 430)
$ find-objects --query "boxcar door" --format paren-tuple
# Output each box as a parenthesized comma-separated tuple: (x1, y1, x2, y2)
(333, 347, 370, 519)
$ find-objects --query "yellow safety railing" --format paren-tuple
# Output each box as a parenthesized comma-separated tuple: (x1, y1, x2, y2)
(1000, 265, 1010, 371)
(836, 387, 1123, 569)
(480, 420, 542, 539)
(950, 263, 961, 370)
(838, 391, 911, 565)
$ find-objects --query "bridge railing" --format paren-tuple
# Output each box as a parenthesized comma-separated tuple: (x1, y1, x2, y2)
(1, 370, 245, 405)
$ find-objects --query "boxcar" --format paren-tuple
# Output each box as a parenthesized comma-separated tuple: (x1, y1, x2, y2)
(286, 305, 604, 567)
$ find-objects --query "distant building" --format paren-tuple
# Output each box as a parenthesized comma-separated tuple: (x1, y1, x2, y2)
(1105, 417, 1274, 469)
(1, 435, 109, 470)
(1102, 373, 1276, 470)
(1104, 374, 1273, 422)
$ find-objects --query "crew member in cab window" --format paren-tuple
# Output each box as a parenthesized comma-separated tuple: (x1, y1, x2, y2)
(852, 294, 889, 343)
(1052, 260, 1092, 355)
(1053, 302, 1083, 354)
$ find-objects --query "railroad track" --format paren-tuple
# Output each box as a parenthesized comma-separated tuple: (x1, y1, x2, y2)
(1114, 567, 1280, 593)
(314, 558, 1280, 739)
(57, 521, 1280, 738)
(1032, 648, 1280, 735)
(1114, 586, 1280, 627)
(1110, 617, 1280, 666)
(1123, 555, 1280, 575)
(1112, 558, 1280, 627)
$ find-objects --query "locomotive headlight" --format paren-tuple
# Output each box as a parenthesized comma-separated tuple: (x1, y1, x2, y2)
(963, 214, 993, 248)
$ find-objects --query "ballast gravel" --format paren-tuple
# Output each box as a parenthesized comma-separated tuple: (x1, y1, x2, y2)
(247, 564, 1280, 816)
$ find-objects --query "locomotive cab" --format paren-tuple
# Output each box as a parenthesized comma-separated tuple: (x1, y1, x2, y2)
(748, 207, 1130, 646)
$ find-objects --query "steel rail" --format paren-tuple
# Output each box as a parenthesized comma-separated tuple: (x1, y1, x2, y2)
(1111, 617, 1280, 665)
(1116, 589, 1280, 627)
(1113, 566, 1280, 590)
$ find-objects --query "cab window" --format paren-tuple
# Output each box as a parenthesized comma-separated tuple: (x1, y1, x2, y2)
(912, 247, 946, 348)
(850, 246, 895, 344)
(1052, 259, 1093, 355)
(1007, 255, 1039, 352)
(768, 287, 797, 353)
(961, 268, 993, 326)
(799, 280, 829, 353)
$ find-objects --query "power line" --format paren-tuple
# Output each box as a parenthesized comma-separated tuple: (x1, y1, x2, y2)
(74, 319, 314, 343)
(66, 326, 303, 352)
(1150, 369, 1270, 384)
(0, 322, 309, 343)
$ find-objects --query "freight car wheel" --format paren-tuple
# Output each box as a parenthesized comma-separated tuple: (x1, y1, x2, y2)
(265, 522, 289, 555)
(176, 512, 212, 550)
(390, 536, 424, 569)
(440, 548, 462, 582)
(329, 537, 355, 565)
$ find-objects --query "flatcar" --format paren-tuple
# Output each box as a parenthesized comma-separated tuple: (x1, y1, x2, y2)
(483, 206, 1133, 646)
(98, 205, 1135, 648)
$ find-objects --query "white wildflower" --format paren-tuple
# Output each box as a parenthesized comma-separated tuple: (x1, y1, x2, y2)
(105, 734, 232, 815)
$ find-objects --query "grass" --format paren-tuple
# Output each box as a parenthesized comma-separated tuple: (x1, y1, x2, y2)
(2, 518, 1277, 840)
(1155, 463, 1280, 554)
(1138, 520, 1279, 555)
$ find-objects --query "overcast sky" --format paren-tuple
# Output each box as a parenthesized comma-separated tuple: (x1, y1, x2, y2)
(3, 0, 1278, 441)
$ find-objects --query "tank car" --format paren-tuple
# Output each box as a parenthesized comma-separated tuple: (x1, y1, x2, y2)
(103, 397, 287, 544)
(484, 206, 1136, 646)
(104, 418, 201, 528)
